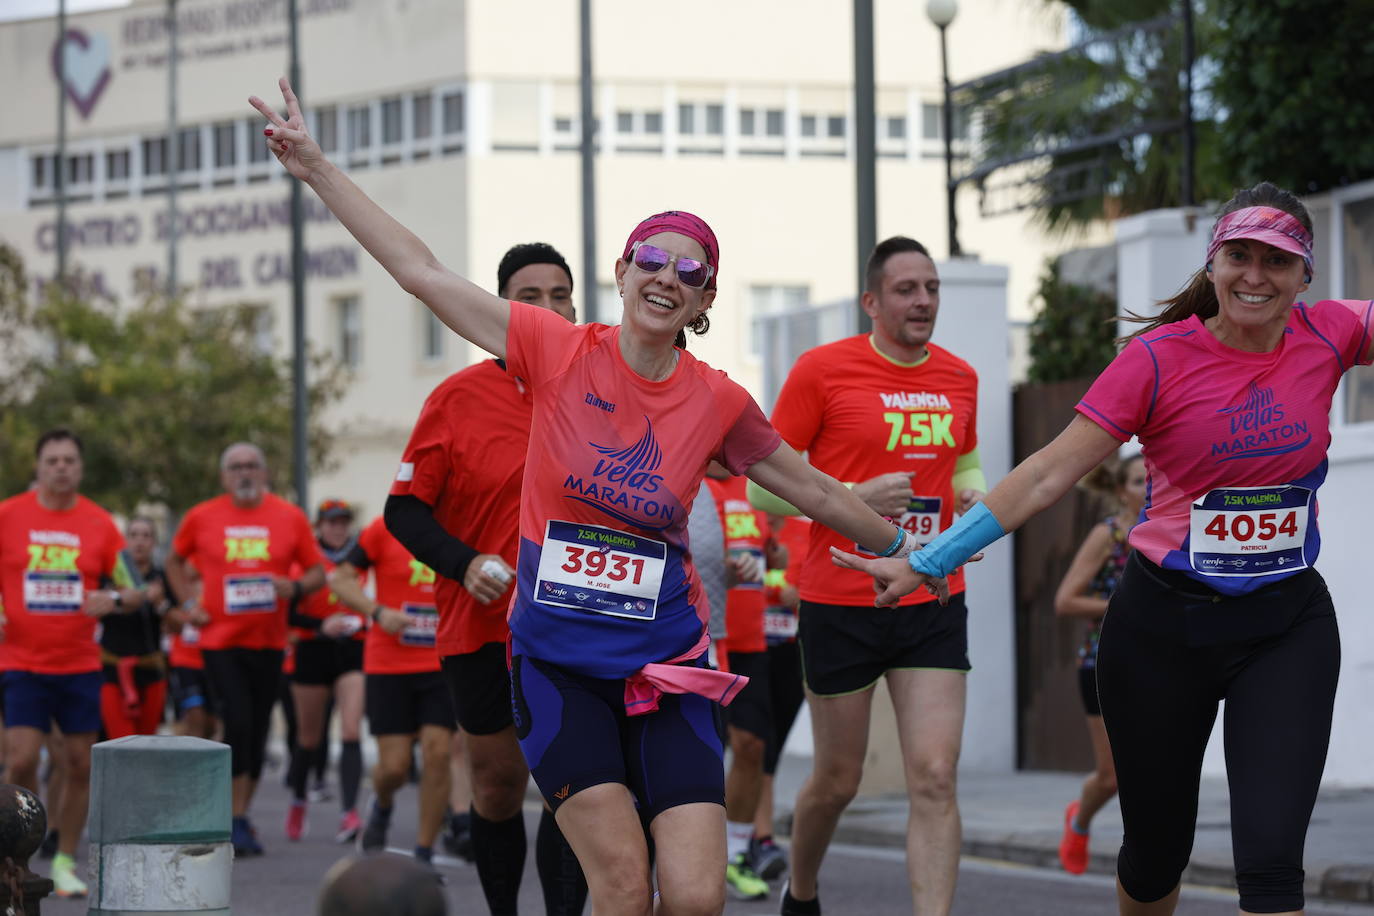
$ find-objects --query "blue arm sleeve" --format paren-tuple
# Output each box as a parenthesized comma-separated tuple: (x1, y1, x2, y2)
(908, 502, 1006, 579)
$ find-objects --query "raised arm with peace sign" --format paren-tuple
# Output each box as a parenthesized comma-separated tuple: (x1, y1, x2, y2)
(247, 77, 510, 358)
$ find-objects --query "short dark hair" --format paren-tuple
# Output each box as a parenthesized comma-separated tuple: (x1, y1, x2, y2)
(35, 427, 83, 459)
(497, 242, 574, 297)
(864, 236, 931, 293)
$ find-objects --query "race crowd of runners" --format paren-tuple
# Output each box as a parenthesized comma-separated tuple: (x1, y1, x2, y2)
(0, 73, 1364, 916)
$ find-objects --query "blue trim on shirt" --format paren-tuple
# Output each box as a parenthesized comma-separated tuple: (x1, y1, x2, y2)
(1297, 304, 1346, 371)
(1076, 401, 1133, 440)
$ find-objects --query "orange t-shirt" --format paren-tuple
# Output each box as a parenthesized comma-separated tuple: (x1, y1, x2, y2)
(706, 475, 773, 654)
(0, 491, 125, 674)
(770, 335, 979, 607)
(171, 493, 324, 651)
(389, 359, 531, 657)
(356, 517, 440, 675)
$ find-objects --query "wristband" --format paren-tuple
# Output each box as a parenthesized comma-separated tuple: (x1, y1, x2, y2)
(908, 502, 1006, 579)
(370, 605, 383, 622)
(875, 528, 906, 558)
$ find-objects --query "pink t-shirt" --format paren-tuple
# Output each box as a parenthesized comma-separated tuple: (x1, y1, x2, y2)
(1077, 299, 1374, 595)
(504, 302, 782, 678)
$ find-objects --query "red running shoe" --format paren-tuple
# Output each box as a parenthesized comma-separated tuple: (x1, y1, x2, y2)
(336, 808, 362, 844)
(1058, 800, 1089, 875)
(286, 801, 307, 842)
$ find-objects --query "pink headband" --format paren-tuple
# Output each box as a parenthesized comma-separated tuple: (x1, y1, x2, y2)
(1206, 206, 1314, 275)
(621, 211, 720, 289)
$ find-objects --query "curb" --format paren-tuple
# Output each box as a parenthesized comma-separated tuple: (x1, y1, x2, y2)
(816, 821, 1374, 906)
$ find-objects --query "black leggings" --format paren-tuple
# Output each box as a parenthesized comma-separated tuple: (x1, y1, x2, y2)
(202, 648, 284, 780)
(1097, 555, 1339, 914)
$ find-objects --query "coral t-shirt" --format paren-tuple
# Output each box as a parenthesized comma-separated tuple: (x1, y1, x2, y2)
(171, 493, 324, 650)
(706, 475, 773, 654)
(1077, 300, 1374, 595)
(0, 491, 124, 674)
(504, 302, 782, 678)
(356, 516, 441, 675)
(770, 334, 979, 606)
(291, 541, 366, 643)
(388, 359, 531, 657)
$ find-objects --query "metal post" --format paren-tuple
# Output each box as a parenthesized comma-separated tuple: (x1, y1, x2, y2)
(578, 0, 597, 323)
(166, 0, 179, 297)
(1180, 0, 1195, 208)
(939, 24, 961, 258)
(55, 0, 68, 288)
(854, 0, 876, 332)
(289, 0, 309, 510)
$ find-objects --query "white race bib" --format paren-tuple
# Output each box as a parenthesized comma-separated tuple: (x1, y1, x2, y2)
(224, 574, 277, 614)
(1189, 485, 1311, 577)
(764, 609, 798, 639)
(399, 602, 438, 648)
(535, 521, 667, 620)
(858, 495, 943, 555)
(24, 571, 83, 614)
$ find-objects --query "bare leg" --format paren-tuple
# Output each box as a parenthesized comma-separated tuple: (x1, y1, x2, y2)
(555, 782, 653, 916)
(753, 773, 776, 839)
(651, 802, 727, 915)
(56, 731, 97, 858)
(416, 725, 453, 848)
(372, 734, 413, 808)
(787, 686, 874, 901)
(887, 668, 966, 916)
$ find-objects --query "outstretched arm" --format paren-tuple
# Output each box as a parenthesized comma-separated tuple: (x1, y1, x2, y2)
(833, 415, 1123, 605)
(249, 78, 508, 357)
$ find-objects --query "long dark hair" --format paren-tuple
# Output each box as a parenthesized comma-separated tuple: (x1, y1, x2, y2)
(673, 312, 710, 350)
(1118, 182, 1313, 342)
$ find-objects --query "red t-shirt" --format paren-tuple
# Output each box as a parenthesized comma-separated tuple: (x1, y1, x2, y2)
(171, 493, 324, 651)
(389, 359, 531, 657)
(357, 517, 441, 675)
(771, 335, 979, 607)
(706, 475, 773, 654)
(292, 547, 366, 643)
(0, 491, 125, 674)
(168, 557, 203, 669)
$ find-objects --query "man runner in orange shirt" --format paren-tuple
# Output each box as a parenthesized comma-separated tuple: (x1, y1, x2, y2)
(751, 237, 986, 916)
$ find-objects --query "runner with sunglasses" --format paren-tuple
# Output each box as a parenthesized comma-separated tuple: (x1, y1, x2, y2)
(834, 182, 1374, 916)
(252, 76, 922, 915)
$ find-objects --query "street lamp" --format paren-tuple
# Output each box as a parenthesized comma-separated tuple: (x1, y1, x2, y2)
(926, 0, 961, 258)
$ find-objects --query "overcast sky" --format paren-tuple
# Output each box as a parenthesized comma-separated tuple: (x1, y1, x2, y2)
(0, 0, 132, 23)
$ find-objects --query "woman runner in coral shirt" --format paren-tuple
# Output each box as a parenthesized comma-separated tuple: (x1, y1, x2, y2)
(252, 77, 921, 915)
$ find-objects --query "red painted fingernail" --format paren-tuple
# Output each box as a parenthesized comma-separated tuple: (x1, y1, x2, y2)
(264, 128, 274, 136)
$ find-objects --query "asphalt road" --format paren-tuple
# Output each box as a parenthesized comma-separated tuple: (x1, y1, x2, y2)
(33, 769, 1374, 915)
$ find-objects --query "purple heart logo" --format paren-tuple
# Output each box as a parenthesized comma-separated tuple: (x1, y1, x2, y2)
(52, 28, 112, 120)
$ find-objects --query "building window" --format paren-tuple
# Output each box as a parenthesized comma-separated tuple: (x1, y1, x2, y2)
(800, 115, 817, 138)
(765, 109, 784, 137)
(887, 115, 906, 140)
(106, 149, 130, 181)
(923, 103, 941, 140)
(616, 111, 634, 134)
(678, 103, 694, 134)
(178, 127, 201, 172)
(381, 97, 403, 145)
(413, 93, 432, 140)
(31, 153, 55, 189)
(705, 104, 724, 135)
(554, 116, 574, 134)
(644, 111, 662, 134)
(213, 122, 236, 168)
(246, 119, 271, 162)
(335, 295, 361, 368)
(347, 104, 371, 151)
(422, 308, 444, 361)
(750, 285, 810, 356)
(827, 115, 845, 139)
(316, 106, 338, 153)
(442, 91, 464, 134)
(67, 153, 94, 184)
(142, 136, 168, 175)
(739, 109, 756, 136)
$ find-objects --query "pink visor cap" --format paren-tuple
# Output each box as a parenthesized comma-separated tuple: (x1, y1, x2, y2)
(621, 210, 720, 289)
(1206, 206, 1314, 276)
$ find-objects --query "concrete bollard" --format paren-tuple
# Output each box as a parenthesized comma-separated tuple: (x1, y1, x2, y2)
(88, 735, 232, 915)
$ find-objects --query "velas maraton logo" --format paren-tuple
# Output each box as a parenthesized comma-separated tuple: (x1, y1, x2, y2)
(51, 28, 113, 120)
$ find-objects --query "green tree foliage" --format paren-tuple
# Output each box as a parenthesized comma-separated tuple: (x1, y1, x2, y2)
(0, 245, 346, 515)
(1211, 0, 1374, 193)
(1026, 259, 1119, 383)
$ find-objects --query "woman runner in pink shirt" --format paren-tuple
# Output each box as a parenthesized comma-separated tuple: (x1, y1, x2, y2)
(837, 181, 1373, 916)
(252, 78, 922, 916)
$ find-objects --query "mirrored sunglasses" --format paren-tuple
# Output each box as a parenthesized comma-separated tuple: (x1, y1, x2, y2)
(631, 241, 714, 289)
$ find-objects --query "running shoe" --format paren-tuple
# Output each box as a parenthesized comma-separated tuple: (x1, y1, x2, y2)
(309, 779, 334, 803)
(725, 852, 769, 901)
(440, 810, 474, 862)
(359, 800, 391, 852)
(232, 816, 264, 857)
(50, 853, 87, 898)
(285, 801, 307, 841)
(779, 880, 821, 915)
(38, 828, 59, 860)
(336, 808, 362, 844)
(750, 835, 788, 882)
(1058, 800, 1089, 875)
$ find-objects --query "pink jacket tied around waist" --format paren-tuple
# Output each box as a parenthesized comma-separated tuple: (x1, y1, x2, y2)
(623, 631, 748, 716)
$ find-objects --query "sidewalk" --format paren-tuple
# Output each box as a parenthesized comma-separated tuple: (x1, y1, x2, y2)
(769, 754, 1374, 906)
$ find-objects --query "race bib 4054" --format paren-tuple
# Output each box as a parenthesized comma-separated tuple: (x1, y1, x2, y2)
(1189, 485, 1311, 577)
